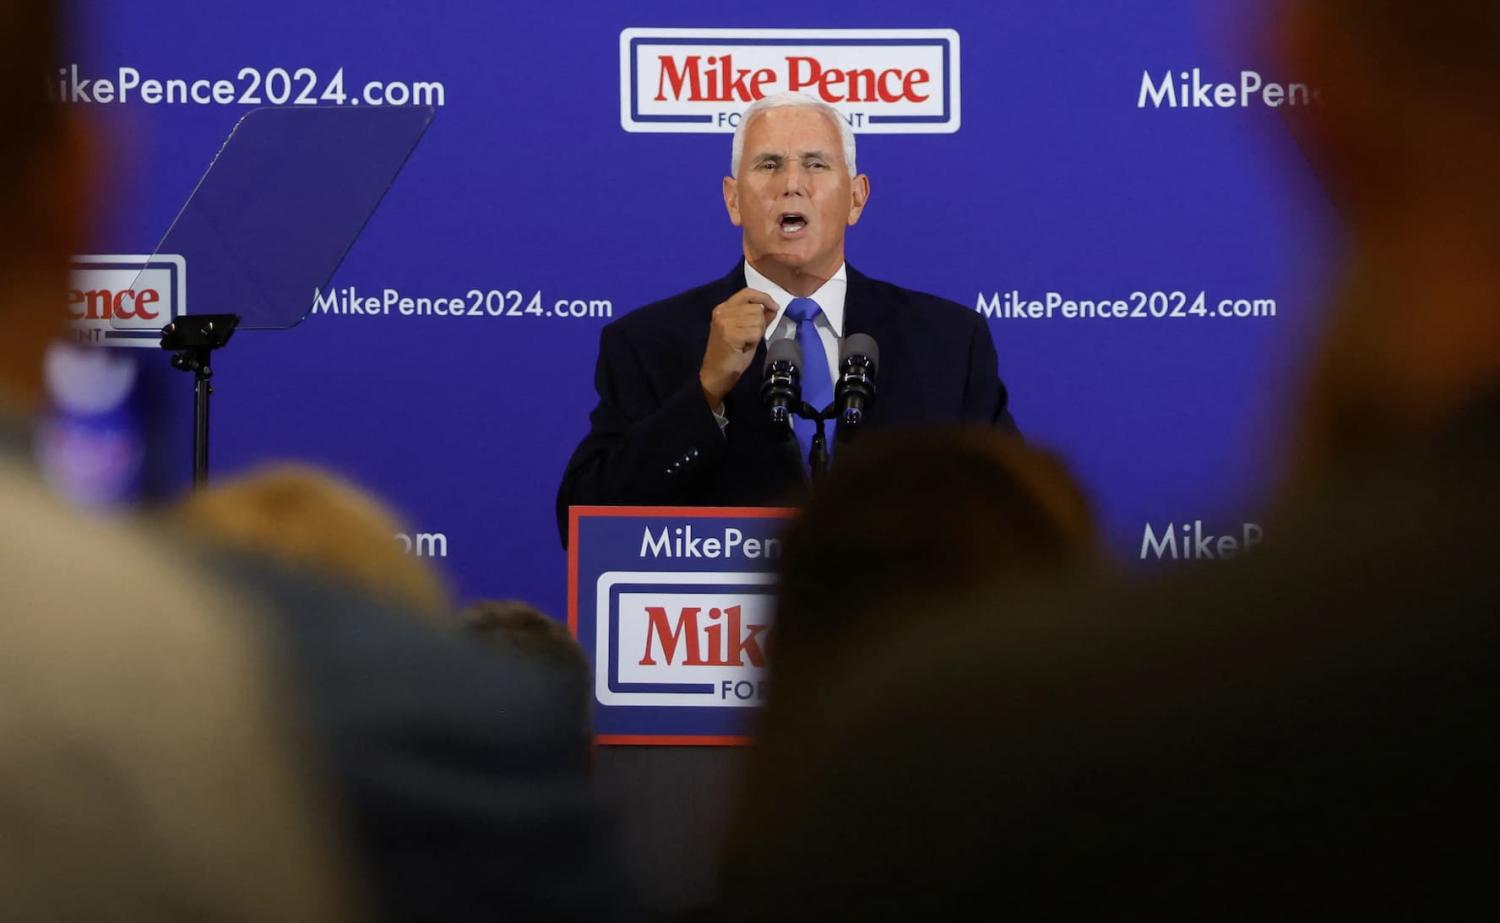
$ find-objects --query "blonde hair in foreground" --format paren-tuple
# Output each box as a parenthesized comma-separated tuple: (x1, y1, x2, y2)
(173, 462, 450, 615)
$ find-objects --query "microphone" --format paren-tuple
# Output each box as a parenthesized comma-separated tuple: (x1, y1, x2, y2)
(761, 336, 802, 433)
(836, 333, 879, 430)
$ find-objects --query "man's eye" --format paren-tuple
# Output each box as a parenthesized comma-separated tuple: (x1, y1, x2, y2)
(805, 160, 828, 170)
(756, 161, 779, 172)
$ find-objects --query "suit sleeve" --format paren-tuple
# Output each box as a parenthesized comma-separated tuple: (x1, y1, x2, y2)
(963, 314, 1019, 433)
(555, 322, 729, 545)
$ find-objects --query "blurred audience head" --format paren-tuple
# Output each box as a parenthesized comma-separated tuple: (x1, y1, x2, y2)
(0, 464, 362, 920)
(1278, 0, 1500, 474)
(172, 462, 450, 615)
(0, 0, 90, 413)
(463, 599, 589, 672)
(771, 428, 1096, 683)
(460, 599, 593, 744)
(721, 535, 1500, 918)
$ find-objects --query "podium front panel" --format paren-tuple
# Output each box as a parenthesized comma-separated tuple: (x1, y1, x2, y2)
(568, 506, 795, 745)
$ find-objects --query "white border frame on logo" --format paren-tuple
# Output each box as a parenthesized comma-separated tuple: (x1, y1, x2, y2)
(619, 27, 962, 134)
(595, 570, 777, 708)
(68, 253, 188, 349)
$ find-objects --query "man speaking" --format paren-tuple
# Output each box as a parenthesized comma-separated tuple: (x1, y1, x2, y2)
(556, 92, 1014, 542)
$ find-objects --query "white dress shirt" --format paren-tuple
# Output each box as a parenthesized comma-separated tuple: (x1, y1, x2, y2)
(712, 261, 847, 431)
(744, 260, 846, 382)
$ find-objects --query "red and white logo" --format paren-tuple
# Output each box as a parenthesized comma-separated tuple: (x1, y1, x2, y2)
(596, 571, 775, 708)
(620, 28, 961, 134)
(68, 254, 187, 348)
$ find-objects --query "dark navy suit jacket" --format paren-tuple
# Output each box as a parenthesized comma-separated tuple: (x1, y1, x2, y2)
(556, 262, 1015, 543)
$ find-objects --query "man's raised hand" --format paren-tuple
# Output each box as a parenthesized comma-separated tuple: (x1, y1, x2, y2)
(699, 288, 779, 407)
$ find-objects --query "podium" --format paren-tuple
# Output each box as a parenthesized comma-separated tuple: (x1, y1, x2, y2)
(568, 506, 795, 745)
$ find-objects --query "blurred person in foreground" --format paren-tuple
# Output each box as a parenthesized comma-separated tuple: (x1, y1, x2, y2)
(461, 598, 594, 756)
(588, 431, 1092, 920)
(173, 462, 451, 615)
(167, 463, 622, 921)
(764, 428, 1096, 692)
(717, 0, 1500, 917)
(719, 429, 1096, 915)
(0, 483, 364, 921)
(0, 1, 360, 918)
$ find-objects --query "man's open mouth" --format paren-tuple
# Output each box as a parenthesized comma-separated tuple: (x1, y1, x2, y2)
(778, 212, 808, 234)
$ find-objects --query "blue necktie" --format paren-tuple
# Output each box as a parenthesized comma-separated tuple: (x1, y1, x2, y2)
(784, 297, 833, 469)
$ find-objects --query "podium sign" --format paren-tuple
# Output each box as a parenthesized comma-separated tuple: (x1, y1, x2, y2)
(568, 506, 795, 745)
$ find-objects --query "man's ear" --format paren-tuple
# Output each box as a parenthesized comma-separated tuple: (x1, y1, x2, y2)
(847, 174, 870, 226)
(723, 176, 742, 227)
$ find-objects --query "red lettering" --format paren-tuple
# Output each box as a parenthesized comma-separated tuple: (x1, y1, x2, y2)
(134, 288, 160, 320)
(877, 69, 904, 103)
(846, 68, 876, 102)
(655, 54, 765, 102)
(783, 59, 931, 104)
(786, 56, 821, 95)
(85, 289, 113, 320)
(705, 56, 720, 100)
(637, 604, 768, 669)
(904, 67, 930, 102)
(65, 286, 164, 323)
(639, 606, 706, 666)
(749, 68, 775, 98)
(719, 56, 757, 101)
(817, 67, 846, 102)
(726, 606, 768, 668)
(655, 55, 701, 102)
(703, 608, 727, 666)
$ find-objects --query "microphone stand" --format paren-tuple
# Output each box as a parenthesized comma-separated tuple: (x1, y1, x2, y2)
(770, 336, 877, 490)
(799, 400, 836, 487)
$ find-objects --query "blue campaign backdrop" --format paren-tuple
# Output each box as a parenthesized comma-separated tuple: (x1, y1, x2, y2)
(66, 0, 1333, 619)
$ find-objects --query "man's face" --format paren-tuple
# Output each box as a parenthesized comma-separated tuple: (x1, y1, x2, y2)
(723, 106, 869, 282)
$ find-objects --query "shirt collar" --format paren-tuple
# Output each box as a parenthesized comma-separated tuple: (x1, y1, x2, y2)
(743, 260, 847, 340)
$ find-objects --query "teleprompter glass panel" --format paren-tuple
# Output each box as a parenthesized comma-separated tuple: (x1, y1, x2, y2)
(121, 105, 433, 331)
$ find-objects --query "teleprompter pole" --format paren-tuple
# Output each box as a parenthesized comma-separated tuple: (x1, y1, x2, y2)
(161, 314, 239, 489)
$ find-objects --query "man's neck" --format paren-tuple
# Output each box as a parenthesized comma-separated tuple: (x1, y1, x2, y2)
(744, 252, 844, 298)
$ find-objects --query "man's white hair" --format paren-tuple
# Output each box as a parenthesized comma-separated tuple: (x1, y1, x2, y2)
(730, 92, 858, 178)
